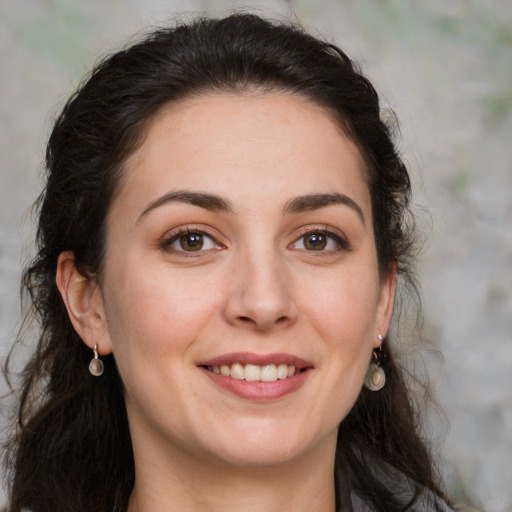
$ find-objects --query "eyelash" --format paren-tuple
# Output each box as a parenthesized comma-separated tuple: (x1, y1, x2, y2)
(291, 227, 351, 254)
(160, 227, 223, 255)
(160, 226, 351, 256)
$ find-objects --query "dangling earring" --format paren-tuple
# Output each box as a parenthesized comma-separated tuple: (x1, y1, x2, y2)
(89, 344, 104, 376)
(364, 334, 385, 391)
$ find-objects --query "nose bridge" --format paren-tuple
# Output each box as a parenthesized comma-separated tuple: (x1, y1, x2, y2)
(224, 233, 296, 331)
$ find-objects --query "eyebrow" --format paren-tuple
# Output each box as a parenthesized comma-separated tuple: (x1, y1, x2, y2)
(137, 190, 365, 225)
(282, 193, 365, 225)
(137, 190, 234, 222)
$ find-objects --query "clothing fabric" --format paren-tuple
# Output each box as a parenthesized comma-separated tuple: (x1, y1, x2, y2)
(350, 491, 455, 512)
(337, 460, 455, 512)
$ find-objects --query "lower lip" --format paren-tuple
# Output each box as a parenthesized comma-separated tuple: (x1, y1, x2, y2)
(199, 367, 311, 401)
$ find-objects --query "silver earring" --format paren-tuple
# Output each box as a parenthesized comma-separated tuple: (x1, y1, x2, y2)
(363, 334, 385, 391)
(89, 344, 104, 376)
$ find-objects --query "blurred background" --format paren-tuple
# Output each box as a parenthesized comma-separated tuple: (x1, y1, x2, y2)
(1, 0, 511, 510)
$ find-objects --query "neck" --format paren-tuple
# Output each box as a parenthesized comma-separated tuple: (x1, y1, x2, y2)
(127, 434, 338, 512)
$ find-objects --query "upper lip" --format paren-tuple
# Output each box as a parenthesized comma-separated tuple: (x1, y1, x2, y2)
(197, 352, 313, 369)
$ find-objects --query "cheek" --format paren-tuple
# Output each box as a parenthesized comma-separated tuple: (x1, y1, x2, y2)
(102, 264, 221, 369)
(308, 272, 379, 408)
(299, 265, 380, 342)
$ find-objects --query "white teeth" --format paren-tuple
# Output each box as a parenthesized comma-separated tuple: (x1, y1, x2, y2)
(208, 362, 300, 382)
(244, 364, 261, 382)
(277, 363, 288, 380)
(261, 364, 277, 382)
(231, 363, 245, 380)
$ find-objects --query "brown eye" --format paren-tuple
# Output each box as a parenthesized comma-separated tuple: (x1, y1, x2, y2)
(179, 233, 204, 251)
(304, 233, 327, 250)
(163, 230, 220, 253)
(290, 230, 349, 253)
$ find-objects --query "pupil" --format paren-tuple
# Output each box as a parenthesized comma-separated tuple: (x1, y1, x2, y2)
(181, 233, 203, 251)
(306, 234, 326, 250)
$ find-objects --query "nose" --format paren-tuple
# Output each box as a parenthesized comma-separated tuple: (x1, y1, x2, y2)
(223, 246, 298, 332)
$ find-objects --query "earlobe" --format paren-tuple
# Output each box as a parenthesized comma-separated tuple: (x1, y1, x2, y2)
(56, 251, 112, 354)
(375, 265, 397, 344)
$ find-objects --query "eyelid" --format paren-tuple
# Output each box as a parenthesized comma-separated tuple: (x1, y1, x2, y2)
(290, 225, 351, 252)
(160, 225, 225, 254)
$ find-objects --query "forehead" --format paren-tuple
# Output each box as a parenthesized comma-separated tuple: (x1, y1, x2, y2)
(116, 91, 370, 217)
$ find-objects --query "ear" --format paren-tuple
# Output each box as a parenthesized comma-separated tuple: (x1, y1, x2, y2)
(374, 264, 397, 347)
(56, 251, 113, 355)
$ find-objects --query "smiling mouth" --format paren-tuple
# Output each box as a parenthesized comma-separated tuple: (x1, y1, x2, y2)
(203, 363, 302, 382)
(198, 353, 313, 400)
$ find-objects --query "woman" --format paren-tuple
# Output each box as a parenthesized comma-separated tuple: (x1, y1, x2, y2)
(3, 13, 453, 512)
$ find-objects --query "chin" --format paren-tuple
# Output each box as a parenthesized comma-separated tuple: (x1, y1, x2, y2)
(212, 443, 306, 468)
(198, 419, 334, 469)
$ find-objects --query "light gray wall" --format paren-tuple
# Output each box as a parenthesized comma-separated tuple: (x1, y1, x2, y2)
(1, 1, 511, 510)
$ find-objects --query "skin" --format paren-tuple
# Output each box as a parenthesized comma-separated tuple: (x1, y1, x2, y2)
(57, 91, 396, 512)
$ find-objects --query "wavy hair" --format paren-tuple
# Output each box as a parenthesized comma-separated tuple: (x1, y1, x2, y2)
(3, 13, 449, 512)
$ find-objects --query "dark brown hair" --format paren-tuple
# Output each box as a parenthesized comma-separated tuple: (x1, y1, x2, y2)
(3, 13, 450, 512)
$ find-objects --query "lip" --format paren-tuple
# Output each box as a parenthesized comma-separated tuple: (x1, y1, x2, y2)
(197, 352, 314, 402)
(197, 352, 312, 368)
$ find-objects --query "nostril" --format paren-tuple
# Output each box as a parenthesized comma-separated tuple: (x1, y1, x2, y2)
(237, 315, 289, 325)
(234, 314, 291, 330)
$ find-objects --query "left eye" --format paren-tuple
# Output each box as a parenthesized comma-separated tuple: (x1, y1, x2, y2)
(292, 232, 340, 251)
(166, 231, 218, 252)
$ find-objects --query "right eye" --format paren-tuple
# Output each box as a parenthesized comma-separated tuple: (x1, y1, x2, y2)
(161, 229, 222, 254)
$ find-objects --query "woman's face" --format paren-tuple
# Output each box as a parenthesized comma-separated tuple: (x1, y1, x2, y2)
(95, 92, 395, 468)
